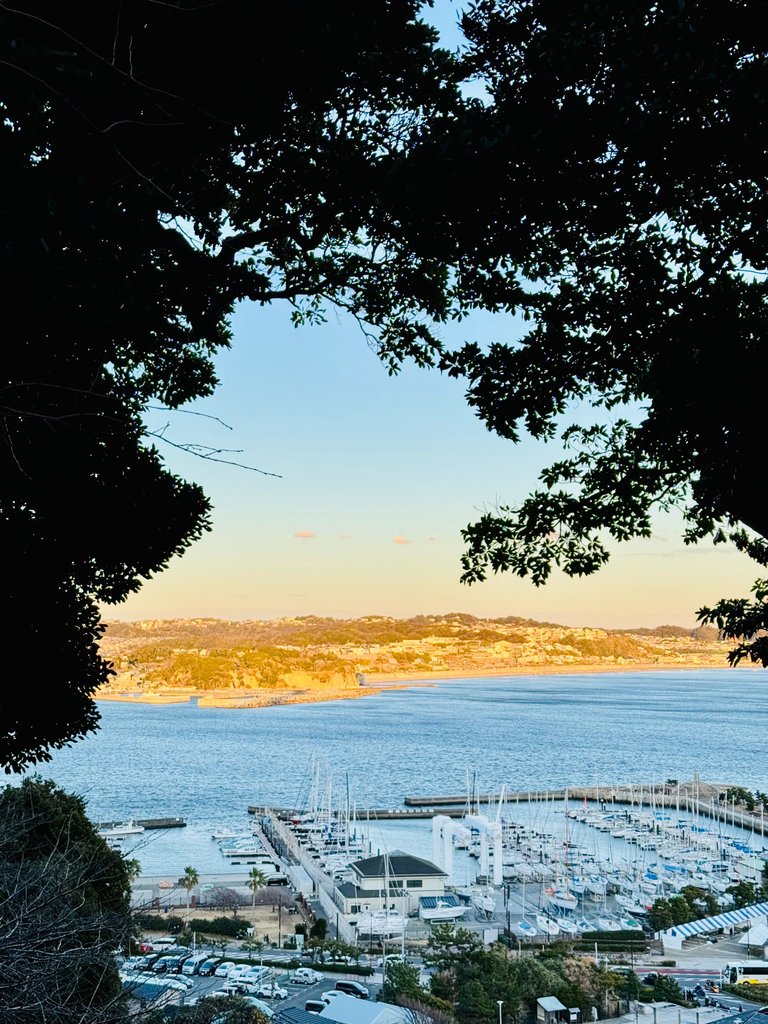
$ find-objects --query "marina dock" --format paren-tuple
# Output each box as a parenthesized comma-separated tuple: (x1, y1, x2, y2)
(249, 805, 468, 820)
(251, 779, 768, 834)
(404, 781, 768, 835)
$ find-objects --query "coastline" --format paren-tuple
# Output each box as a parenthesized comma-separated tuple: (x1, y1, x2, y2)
(94, 659, 748, 706)
(364, 659, 745, 685)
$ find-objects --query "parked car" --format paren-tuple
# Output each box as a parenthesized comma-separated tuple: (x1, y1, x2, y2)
(357, 955, 382, 969)
(182, 952, 210, 975)
(241, 967, 270, 984)
(223, 980, 249, 995)
(152, 956, 177, 974)
(334, 980, 369, 999)
(133, 955, 159, 971)
(197, 957, 221, 977)
(226, 964, 253, 981)
(293, 968, 324, 985)
(305, 1000, 328, 1014)
(321, 991, 348, 1004)
(166, 974, 194, 990)
(214, 961, 237, 978)
(165, 954, 190, 974)
(255, 983, 288, 1000)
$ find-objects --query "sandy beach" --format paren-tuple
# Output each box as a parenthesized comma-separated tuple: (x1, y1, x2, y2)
(363, 659, 746, 685)
(97, 659, 746, 707)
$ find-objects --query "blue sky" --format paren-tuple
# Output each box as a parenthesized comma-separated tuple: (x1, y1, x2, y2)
(118, 295, 756, 628)
(111, 2, 758, 628)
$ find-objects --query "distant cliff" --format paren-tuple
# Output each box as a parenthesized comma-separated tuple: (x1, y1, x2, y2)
(98, 613, 730, 698)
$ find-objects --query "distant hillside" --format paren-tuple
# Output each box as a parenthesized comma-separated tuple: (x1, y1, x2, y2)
(98, 613, 730, 696)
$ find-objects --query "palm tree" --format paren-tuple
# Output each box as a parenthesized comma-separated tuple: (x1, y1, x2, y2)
(179, 865, 199, 919)
(247, 867, 268, 927)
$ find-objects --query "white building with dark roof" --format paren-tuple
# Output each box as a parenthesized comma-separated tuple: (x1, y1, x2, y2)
(335, 849, 447, 918)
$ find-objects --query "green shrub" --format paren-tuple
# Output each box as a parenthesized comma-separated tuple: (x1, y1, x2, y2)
(132, 912, 184, 934)
(182, 916, 249, 939)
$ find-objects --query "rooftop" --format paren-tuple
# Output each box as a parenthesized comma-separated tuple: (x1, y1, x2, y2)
(350, 850, 446, 879)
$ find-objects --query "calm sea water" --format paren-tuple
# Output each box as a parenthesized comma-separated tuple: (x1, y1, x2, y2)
(18, 669, 768, 877)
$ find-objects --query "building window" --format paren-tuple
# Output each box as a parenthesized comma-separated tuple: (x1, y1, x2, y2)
(406, 880, 423, 888)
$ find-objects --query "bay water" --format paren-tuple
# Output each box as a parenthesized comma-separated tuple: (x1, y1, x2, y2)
(18, 668, 768, 878)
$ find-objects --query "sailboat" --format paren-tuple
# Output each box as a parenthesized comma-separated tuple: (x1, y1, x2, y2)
(535, 913, 561, 937)
(546, 788, 578, 914)
(556, 918, 578, 936)
(355, 848, 407, 939)
(511, 868, 538, 940)
(545, 885, 578, 913)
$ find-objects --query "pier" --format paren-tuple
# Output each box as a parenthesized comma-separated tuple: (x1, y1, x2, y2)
(251, 779, 768, 836)
(96, 817, 186, 830)
(405, 781, 768, 837)
(248, 805, 468, 820)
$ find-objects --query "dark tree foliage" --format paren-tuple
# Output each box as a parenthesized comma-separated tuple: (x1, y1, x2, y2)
(0, 0, 459, 770)
(173, 993, 270, 1024)
(4, 0, 767, 782)
(392, 0, 768, 662)
(0, 777, 133, 1023)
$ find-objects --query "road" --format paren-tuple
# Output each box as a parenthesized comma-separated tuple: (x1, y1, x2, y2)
(659, 971, 766, 1016)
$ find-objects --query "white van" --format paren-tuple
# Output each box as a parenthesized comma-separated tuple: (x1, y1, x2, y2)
(182, 952, 210, 975)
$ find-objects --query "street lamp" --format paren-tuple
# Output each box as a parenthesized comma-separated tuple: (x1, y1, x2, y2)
(497, 1000, 504, 1024)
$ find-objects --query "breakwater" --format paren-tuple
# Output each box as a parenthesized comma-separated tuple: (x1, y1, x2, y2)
(97, 817, 186, 830)
(252, 779, 768, 836)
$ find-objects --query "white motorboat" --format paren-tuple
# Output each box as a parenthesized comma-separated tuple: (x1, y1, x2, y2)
(419, 896, 466, 922)
(512, 918, 538, 940)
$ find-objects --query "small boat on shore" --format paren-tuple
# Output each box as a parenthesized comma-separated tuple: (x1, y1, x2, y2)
(419, 895, 466, 921)
(535, 913, 561, 936)
(512, 917, 538, 940)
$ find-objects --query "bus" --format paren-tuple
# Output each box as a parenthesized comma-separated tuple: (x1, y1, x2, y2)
(724, 962, 768, 985)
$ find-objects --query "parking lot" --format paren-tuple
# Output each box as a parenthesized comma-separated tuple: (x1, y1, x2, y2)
(120, 952, 382, 1011)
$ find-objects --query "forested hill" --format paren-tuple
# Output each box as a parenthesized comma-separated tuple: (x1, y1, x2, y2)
(98, 614, 728, 695)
